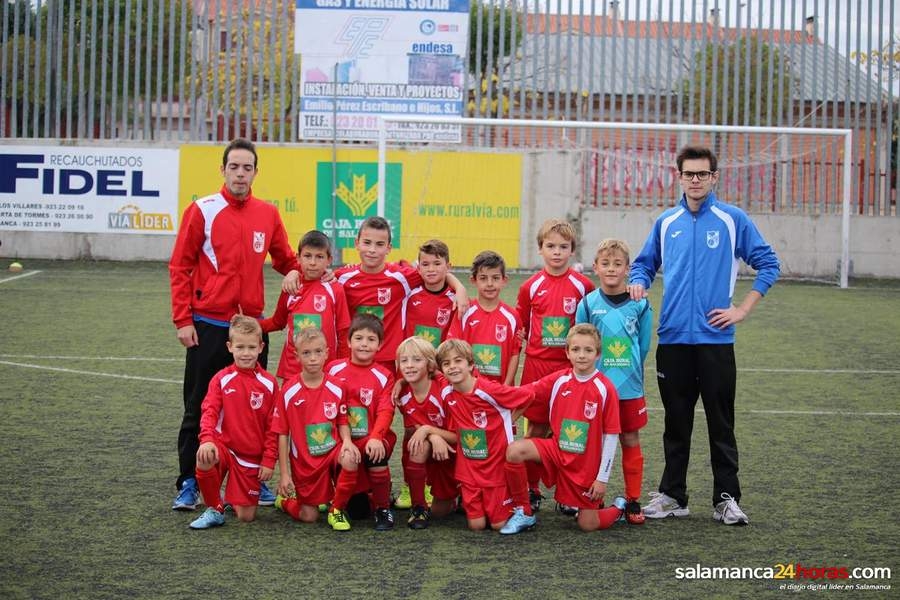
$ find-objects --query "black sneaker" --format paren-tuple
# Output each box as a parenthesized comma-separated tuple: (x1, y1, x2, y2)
(407, 505, 430, 530)
(555, 502, 578, 516)
(374, 508, 395, 531)
(529, 490, 543, 513)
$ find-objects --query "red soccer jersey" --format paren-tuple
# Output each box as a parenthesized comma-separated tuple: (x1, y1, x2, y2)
(336, 262, 423, 362)
(260, 279, 351, 380)
(528, 368, 621, 488)
(403, 284, 456, 348)
(447, 301, 522, 383)
(441, 377, 534, 488)
(169, 185, 298, 328)
(198, 364, 280, 469)
(271, 375, 346, 474)
(326, 359, 395, 441)
(516, 268, 594, 363)
(398, 379, 450, 430)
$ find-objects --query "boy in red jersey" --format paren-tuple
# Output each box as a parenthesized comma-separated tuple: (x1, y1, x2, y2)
(447, 251, 522, 385)
(403, 239, 457, 348)
(396, 336, 459, 528)
(326, 313, 398, 530)
(334, 217, 468, 372)
(272, 328, 361, 531)
(505, 323, 626, 533)
(261, 230, 351, 382)
(436, 339, 534, 532)
(188, 316, 279, 529)
(516, 218, 594, 512)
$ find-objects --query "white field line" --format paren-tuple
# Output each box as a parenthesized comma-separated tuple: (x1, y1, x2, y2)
(0, 359, 897, 416)
(2, 355, 899, 375)
(0, 270, 42, 284)
(0, 360, 180, 384)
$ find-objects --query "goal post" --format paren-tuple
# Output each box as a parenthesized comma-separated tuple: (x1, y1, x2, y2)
(377, 116, 853, 288)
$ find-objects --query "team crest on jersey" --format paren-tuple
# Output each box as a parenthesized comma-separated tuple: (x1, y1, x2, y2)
(360, 388, 374, 406)
(472, 410, 488, 428)
(495, 325, 507, 342)
(428, 413, 444, 427)
(252, 231, 265, 253)
(313, 294, 327, 312)
(436, 307, 452, 326)
(706, 230, 720, 249)
(624, 315, 638, 335)
(323, 401, 337, 420)
(563, 297, 577, 314)
(250, 391, 265, 410)
(377, 287, 391, 305)
(584, 400, 598, 419)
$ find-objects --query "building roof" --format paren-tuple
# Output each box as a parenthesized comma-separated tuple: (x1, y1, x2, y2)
(504, 16, 885, 103)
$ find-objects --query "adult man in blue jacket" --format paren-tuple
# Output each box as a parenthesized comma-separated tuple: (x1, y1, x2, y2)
(628, 146, 780, 526)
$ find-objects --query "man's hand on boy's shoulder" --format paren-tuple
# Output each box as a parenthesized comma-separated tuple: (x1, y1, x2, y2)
(282, 270, 301, 294)
(627, 283, 647, 302)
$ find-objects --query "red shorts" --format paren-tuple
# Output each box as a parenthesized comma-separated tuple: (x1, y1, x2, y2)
(619, 397, 648, 433)
(208, 440, 264, 507)
(532, 437, 602, 510)
(521, 357, 569, 423)
(426, 456, 459, 501)
(460, 483, 513, 525)
(289, 447, 341, 506)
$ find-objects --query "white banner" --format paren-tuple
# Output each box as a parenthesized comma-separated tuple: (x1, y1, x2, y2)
(0, 146, 179, 235)
(295, 0, 468, 141)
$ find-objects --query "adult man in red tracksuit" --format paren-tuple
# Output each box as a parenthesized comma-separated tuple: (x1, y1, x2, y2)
(169, 138, 298, 510)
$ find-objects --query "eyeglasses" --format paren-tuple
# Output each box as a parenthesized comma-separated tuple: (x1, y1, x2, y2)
(679, 170, 715, 181)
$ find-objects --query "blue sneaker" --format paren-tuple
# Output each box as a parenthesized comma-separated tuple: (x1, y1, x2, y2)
(258, 482, 276, 506)
(172, 478, 199, 511)
(499, 507, 537, 535)
(189, 507, 225, 529)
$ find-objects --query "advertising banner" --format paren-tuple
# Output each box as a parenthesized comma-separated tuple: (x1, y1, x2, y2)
(0, 146, 179, 234)
(295, 0, 468, 141)
(178, 145, 521, 266)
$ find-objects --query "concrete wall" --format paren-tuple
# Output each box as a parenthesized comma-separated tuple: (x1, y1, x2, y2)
(0, 231, 174, 261)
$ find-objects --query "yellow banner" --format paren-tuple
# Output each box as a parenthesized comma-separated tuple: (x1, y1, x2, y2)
(178, 145, 522, 268)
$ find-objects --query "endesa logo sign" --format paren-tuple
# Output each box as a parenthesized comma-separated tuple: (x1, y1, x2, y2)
(0, 146, 179, 235)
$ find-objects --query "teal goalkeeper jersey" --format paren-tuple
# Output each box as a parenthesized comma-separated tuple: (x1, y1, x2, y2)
(575, 291, 652, 400)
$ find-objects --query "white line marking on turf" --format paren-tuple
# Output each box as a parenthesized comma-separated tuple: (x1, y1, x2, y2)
(0, 360, 180, 384)
(0, 270, 42, 284)
(0, 354, 181, 362)
(739, 367, 900, 375)
(644, 407, 900, 417)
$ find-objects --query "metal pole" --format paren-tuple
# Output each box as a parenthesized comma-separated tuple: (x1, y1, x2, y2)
(331, 62, 340, 265)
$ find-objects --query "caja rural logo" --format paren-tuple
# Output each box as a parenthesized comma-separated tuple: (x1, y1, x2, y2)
(316, 162, 402, 249)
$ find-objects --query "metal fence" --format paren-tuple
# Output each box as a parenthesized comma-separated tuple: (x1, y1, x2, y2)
(1, 0, 897, 213)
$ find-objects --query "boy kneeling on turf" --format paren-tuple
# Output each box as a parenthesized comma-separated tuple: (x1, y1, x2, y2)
(272, 327, 360, 530)
(189, 315, 279, 529)
(435, 339, 534, 533)
(506, 323, 626, 532)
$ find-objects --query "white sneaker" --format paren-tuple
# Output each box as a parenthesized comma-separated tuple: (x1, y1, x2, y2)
(713, 493, 749, 526)
(643, 492, 690, 519)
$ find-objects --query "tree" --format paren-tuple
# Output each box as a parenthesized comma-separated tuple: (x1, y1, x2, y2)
(467, 0, 522, 117)
(851, 34, 900, 82)
(682, 36, 795, 126)
(184, 7, 296, 141)
(1, 0, 193, 136)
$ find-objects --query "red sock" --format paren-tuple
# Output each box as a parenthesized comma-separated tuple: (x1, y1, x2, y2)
(401, 446, 411, 485)
(621, 444, 644, 501)
(331, 468, 358, 512)
(368, 468, 392, 510)
(525, 461, 542, 494)
(195, 467, 224, 513)
(281, 497, 301, 520)
(504, 461, 532, 516)
(405, 461, 428, 507)
(596, 505, 623, 530)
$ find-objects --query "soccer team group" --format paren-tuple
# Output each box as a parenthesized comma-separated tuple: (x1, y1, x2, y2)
(168, 139, 780, 534)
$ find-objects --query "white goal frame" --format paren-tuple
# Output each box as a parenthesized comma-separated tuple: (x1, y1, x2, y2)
(377, 116, 854, 288)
